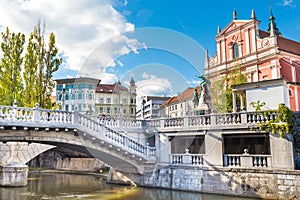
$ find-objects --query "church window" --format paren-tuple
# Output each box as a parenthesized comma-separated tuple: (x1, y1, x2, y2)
(233, 43, 239, 59)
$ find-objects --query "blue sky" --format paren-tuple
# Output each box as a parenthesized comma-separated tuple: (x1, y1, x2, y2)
(0, 0, 299, 99)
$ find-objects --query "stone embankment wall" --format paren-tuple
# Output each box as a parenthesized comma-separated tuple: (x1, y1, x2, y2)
(29, 150, 105, 172)
(109, 166, 300, 199)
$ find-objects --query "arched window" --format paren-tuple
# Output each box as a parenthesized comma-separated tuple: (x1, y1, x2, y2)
(289, 89, 294, 97)
(233, 43, 239, 59)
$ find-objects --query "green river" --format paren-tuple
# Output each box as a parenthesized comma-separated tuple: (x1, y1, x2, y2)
(0, 172, 258, 200)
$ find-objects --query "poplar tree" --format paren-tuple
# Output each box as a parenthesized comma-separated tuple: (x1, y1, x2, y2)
(23, 33, 38, 107)
(23, 21, 62, 108)
(0, 27, 25, 106)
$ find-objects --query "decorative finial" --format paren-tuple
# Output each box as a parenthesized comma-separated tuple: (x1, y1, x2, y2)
(251, 9, 256, 20)
(217, 25, 221, 35)
(130, 76, 135, 86)
(205, 49, 210, 69)
(268, 6, 281, 37)
(233, 8, 237, 20)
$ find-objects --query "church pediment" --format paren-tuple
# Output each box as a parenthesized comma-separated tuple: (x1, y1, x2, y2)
(218, 20, 252, 36)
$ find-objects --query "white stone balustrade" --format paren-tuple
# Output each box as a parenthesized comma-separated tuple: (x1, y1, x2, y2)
(77, 113, 156, 157)
(170, 153, 204, 166)
(224, 154, 271, 168)
(0, 105, 74, 125)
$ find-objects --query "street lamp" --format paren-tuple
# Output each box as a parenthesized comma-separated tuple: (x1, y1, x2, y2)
(142, 98, 146, 119)
(62, 84, 66, 111)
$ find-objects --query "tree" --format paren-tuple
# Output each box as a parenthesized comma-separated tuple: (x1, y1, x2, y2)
(211, 74, 227, 113)
(0, 22, 62, 108)
(23, 21, 62, 108)
(211, 64, 247, 113)
(0, 27, 25, 106)
(23, 32, 38, 107)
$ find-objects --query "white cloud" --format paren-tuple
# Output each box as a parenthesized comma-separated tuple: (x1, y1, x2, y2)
(0, 0, 135, 72)
(135, 73, 172, 109)
(280, 0, 296, 7)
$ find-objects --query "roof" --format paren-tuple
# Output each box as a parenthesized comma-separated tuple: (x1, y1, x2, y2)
(143, 96, 170, 101)
(258, 30, 269, 39)
(55, 77, 100, 84)
(277, 36, 300, 56)
(231, 78, 287, 91)
(96, 82, 128, 93)
(161, 86, 200, 107)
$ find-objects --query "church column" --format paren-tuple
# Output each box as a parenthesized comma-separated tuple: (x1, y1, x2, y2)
(245, 28, 250, 54)
(232, 92, 237, 113)
(222, 39, 227, 63)
(251, 28, 257, 53)
(229, 45, 233, 60)
(217, 41, 221, 64)
(238, 40, 243, 57)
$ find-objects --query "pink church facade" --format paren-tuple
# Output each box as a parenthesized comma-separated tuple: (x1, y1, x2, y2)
(205, 9, 300, 111)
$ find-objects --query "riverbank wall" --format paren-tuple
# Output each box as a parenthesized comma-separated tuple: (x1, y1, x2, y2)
(29, 150, 106, 172)
(108, 165, 300, 199)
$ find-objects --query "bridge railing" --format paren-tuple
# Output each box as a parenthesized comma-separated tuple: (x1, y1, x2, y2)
(0, 104, 74, 125)
(143, 111, 279, 131)
(95, 117, 143, 130)
(77, 113, 156, 158)
(0, 106, 34, 122)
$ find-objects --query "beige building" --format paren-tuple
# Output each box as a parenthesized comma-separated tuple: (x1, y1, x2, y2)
(160, 87, 200, 117)
(95, 78, 136, 118)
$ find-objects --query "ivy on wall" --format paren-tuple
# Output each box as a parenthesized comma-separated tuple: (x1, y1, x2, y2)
(257, 103, 293, 138)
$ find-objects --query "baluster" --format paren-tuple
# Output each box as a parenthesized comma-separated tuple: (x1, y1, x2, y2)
(263, 157, 267, 167)
(253, 157, 257, 167)
(227, 157, 231, 166)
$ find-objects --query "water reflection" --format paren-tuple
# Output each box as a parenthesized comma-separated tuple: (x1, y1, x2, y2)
(0, 172, 258, 200)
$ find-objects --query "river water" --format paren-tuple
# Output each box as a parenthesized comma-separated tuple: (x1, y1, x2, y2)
(0, 172, 258, 200)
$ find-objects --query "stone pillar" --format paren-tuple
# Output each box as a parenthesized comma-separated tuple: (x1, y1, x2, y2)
(217, 41, 221, 64)
(0, 162, 28, 187)
(182, 149, 192, 164)
(240, 94, 245, 111)
(204, 131, 223, 166)
(232, 92, 237, 112)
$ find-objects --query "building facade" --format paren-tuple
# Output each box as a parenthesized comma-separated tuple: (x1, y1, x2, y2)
(136, 96, 170, 119)
(205, 8, 300, 111)
(55, 77, 99, 113)
(95, 78, 136, 118)
(160, 87, 200, 117)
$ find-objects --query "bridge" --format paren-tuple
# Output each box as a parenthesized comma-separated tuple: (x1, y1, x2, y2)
(0, 104, 156, 174)
(0, 104, 296, 187)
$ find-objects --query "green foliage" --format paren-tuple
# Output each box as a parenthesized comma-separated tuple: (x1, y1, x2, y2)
(211, 75, 227, 113)
(0, 27, 25, 106)
(0, 23, 61, 108)
(257, 104, 293, 138)
(250, 100, 266, 111)
(211, 64, 247, 113)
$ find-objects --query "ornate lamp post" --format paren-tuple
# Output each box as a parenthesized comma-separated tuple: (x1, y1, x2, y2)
(62, 84, 66, 111)
(142, 98, 146, 119)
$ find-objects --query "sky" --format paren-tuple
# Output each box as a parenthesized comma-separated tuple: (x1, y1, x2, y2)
(0, 0, 299, 103)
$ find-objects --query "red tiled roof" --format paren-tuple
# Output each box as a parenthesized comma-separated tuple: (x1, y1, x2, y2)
(96, 82, 128, 93)
(277, 36, 300, 56)
(258, 30, 269, 39)
(161, 86, 200, 107)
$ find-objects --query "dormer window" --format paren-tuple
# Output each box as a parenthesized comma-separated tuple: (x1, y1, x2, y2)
(233, 43, 239, 59)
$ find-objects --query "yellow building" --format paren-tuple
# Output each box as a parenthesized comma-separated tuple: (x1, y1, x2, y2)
(95, 78, 136, 118)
